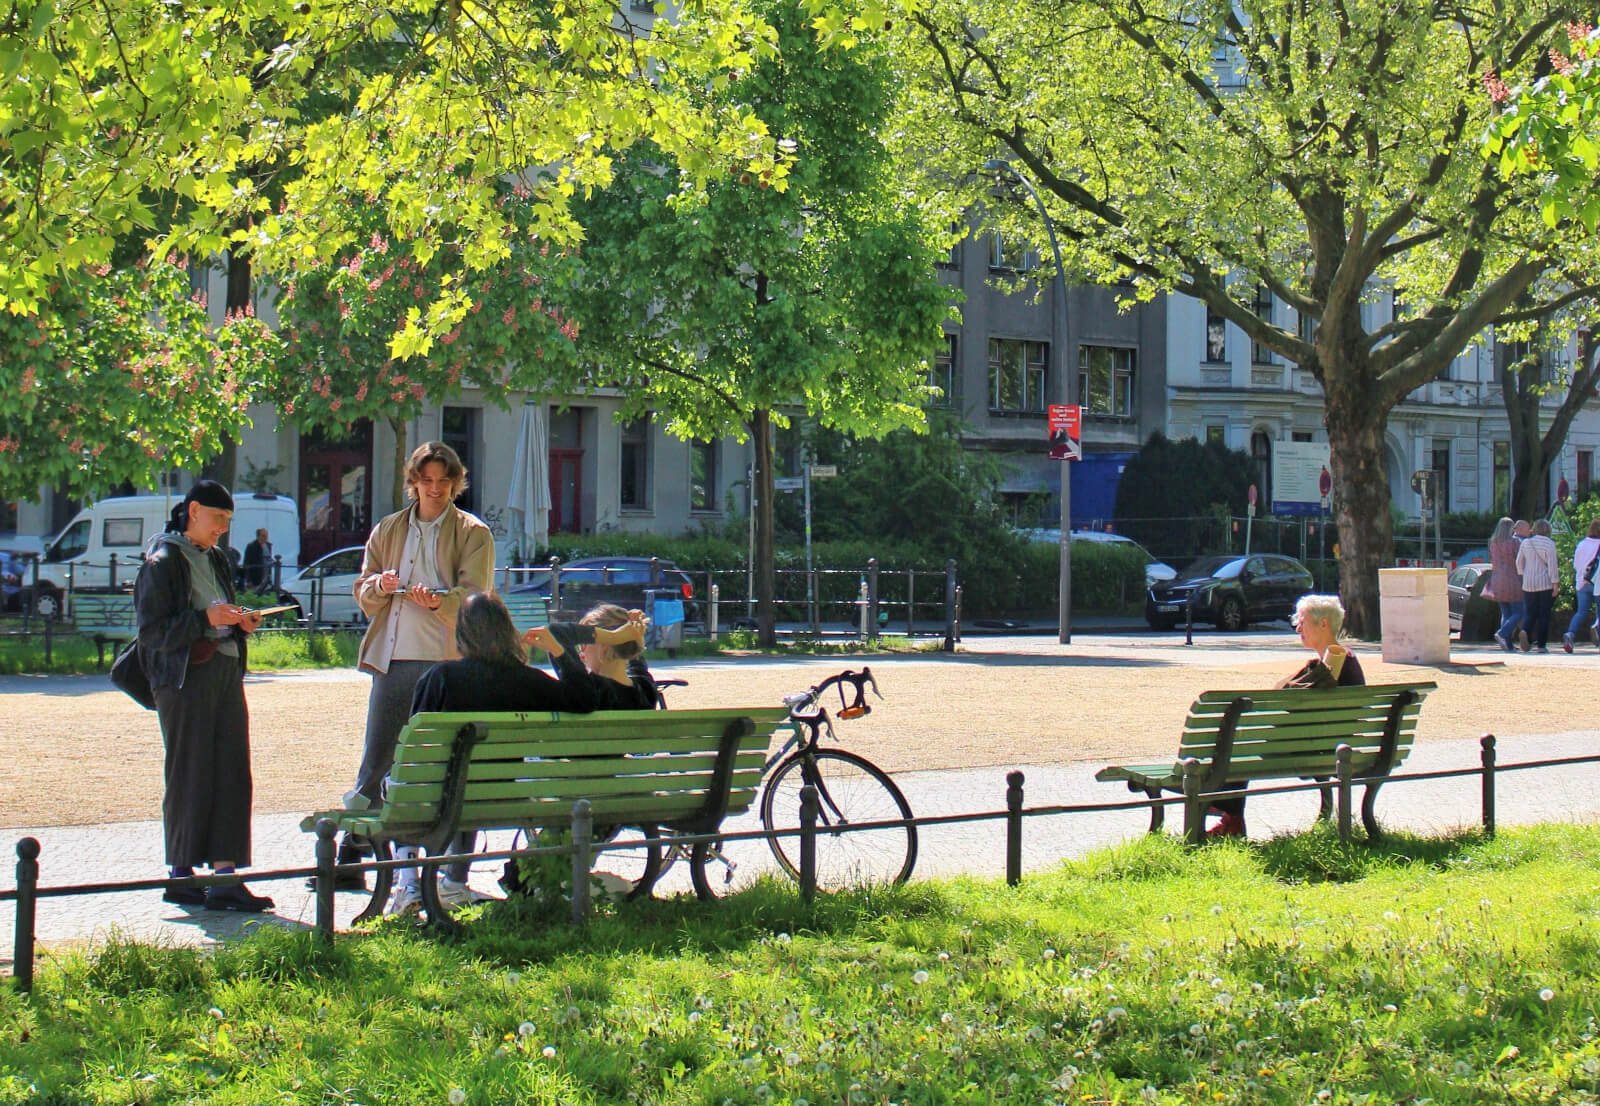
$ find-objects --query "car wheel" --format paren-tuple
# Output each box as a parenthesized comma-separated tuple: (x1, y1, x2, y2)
(1216, 596, 1246, 632)
(33, 586, 62, 620)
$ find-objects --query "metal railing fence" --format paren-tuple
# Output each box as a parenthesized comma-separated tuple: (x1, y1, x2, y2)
(5, 732, 1576, 993)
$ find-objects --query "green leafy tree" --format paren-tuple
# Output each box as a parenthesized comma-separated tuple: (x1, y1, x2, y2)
(897, 0, 1598, 635)
(551, 0, 952, 644)
(0, 259, 277, 501)
(1113, 433, 1253, 558)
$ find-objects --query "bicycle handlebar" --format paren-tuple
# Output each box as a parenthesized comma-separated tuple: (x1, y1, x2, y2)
(790, 667, 880, 722)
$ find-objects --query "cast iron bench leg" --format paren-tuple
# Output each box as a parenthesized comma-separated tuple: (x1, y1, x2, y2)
(352, 839, 394, 926)
(1316, 777, 1333, 821)
(1133, 783, 1165, 832)
(1361, 781, 1386, 842)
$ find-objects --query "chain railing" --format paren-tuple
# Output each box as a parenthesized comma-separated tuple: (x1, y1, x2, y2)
(0, 732, 1563, 993)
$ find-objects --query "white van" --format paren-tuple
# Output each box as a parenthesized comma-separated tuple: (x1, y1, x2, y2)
(31, 494, 300, 616)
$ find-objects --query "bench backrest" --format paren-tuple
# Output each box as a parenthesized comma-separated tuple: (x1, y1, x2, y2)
(71, 593, 137, 634)
(1180, 681, 1435, 788)
(376, 706, 791, 841)
(500, 592, 551, 635)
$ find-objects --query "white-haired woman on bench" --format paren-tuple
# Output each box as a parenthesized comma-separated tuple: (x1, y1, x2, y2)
(1208, 593, 1365, 839)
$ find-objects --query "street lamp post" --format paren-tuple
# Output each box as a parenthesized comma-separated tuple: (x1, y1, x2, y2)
(986, 158, 1072, 644)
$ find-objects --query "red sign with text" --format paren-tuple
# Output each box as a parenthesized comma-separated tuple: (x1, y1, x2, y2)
(1048, 404, 1081, 461)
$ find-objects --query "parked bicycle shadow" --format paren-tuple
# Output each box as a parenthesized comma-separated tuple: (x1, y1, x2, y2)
(161, 904, 315, 942)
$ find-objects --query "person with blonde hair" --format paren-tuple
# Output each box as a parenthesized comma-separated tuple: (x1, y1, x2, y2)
(527, 603, 655, 710)
(1207, 593, 1365, 839)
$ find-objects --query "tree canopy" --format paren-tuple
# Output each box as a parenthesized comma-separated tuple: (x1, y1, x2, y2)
(895, 0, 1598, 634)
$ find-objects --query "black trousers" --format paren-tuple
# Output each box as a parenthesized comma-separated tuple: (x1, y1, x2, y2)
(1524, 588, 1554, 648)
(155, 653, 252, 867)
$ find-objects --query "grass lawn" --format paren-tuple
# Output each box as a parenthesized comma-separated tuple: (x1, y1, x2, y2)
(5, 824, 1600, 1104)
(0, 629, 361, 676)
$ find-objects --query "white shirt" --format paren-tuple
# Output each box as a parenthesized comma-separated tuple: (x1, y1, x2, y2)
(1517, 533, 1560, 592)
(1575, 536, 1600, 590)
(376, 509, 451, 665)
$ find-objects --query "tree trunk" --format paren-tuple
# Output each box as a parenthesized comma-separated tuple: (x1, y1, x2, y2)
(752, 409, 777, 647)
(389, 414, 409, 512)
(1323, 371, 1394, 640)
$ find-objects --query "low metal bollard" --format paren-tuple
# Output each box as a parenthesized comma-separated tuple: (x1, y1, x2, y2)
(14, 837, 39, 993)
(1181, 758, 1204, 846)
(1006, 771, 1025, 887)
(709, 583, 720, 639)
(1335, 744, 1354, 843)
(314, 819, 337, 945)
(1481, 734, 1497, 838)
(570, 800, 593, 924)
(799, 785, 818, 902)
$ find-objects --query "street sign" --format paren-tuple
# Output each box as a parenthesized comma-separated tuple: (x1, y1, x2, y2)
(809, 464, 838, 479)
(1047, 404, 1081, 461)
(774, 477, 804, 492)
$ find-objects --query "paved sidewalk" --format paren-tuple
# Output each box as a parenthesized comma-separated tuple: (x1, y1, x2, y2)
(5, 727, 1597, 972)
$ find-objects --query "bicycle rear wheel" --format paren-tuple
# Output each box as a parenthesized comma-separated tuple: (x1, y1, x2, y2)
(760, 749, 917, 889)
(594, 824, 664, 900)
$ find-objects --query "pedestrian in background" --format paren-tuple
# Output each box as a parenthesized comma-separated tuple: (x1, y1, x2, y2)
(133, 480, 272, 912)
(1517, 519, 1560, 654)
(1563, 518, 1600, 653)
(338, 441, 494, 916)
(1487, 517, 1525, 652)
(241, 527, 273, 590)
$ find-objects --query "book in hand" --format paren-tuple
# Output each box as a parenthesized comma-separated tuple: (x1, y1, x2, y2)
(246, 604, 298, 618)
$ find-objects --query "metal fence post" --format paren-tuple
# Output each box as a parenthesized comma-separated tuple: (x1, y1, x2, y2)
(943, 559, 957, 652)
(570, 800, 593, 924)
(1181, 758, 1204, 846)
(867, 558, 880, 643)
(1480, 734, 1497, 838)
(906, 569, 915, 637)
(43, 613, 53, 666)
(314, 819, 337, 945)
(1006, 771, 1025, 887)
(799, 785, 818, 903)
(709, 583, 720, 640)
(14, 837, 39, 993)
(272, 554, 283, 590)
(108, 552, 118, 592)
(549, 556, 563, 612)
(1335, 744, 1354, 843)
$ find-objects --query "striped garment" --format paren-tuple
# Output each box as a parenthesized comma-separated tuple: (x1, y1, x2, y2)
(1517, 533, 1560, 592)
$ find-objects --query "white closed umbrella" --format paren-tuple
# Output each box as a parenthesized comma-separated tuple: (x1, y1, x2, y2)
(505, 400, 551, 564)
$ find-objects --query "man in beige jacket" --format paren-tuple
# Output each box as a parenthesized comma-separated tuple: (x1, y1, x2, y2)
(339, 441, 494, 913)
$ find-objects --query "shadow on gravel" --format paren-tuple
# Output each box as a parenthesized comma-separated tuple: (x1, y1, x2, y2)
(0, 674, 120, 698)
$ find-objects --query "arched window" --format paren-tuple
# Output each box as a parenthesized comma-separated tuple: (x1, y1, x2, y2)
(1251, 431, 1273, 512)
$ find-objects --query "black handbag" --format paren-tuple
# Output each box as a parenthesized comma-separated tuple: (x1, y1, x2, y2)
(110, 640, 156, 710)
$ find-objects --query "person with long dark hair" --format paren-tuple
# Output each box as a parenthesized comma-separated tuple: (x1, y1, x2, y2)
(133, 481, 272, 912)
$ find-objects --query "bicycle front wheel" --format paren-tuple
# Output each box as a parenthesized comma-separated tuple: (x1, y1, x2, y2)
(760, 749, 918, 889)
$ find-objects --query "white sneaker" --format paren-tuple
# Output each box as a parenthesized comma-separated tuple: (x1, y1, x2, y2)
(438, 878, 495, 909)
(385, 883, 422, 917)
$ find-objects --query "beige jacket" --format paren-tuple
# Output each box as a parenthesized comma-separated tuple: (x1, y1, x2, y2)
(353, 502, 494, 673)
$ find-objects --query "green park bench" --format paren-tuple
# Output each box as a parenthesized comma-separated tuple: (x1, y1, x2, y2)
(1096, 681, 1436, 842)
(301, 705, 790, 926)
(499, 591, 551, 635)
(70, 593, 138, 669)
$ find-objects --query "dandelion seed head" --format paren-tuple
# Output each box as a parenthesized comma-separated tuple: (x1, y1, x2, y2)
(1042, 947, 1056, 960)
(447, 1089, 467, 1106)
(207, 1007, 224, 1021)
(913, 970, 930, 985)
(1540, 987, 1556, 1002)
(518, 1021, 535, 1037)
(937, 951, 951, 962)
(542, 1045, 557, 1060)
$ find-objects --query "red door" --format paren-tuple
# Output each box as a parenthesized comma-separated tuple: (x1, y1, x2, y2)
(299, 421, 373, 565)
(549, 449, 583, 533)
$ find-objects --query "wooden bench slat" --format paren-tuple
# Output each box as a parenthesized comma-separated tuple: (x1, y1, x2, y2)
(388, 749, 768, 784)
(1183, 703, 1424, 733)
(1184, 725, 1419, 750)
(387, 767, 765, 806)
(392, 732, 773, 763)
(1192, 685, 1427, 709)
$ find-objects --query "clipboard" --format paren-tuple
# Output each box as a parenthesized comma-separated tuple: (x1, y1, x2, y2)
(247, 604, 299, 618)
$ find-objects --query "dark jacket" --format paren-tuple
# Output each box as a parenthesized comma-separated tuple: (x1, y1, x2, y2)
(134, 534, 245, 691)
(410, 656, 600, 715)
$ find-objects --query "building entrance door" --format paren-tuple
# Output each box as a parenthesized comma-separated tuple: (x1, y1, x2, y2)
(549, 449, 583, 533)
(299, 421, 373, 565)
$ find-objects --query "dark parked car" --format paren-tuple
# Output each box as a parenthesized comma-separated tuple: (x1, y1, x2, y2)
(1145, 553, 1315, 631)
(1447, 562, 1498, 641)
(508, 556, 697, 623)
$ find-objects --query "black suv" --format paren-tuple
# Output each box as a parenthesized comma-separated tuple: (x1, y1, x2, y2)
(1146, 553, 1314, 631)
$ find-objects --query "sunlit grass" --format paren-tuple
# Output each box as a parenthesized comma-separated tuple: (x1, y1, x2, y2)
(4, 824, 1600, 1104)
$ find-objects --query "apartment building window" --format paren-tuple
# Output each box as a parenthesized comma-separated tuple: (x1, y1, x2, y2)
(1431, 439, 1451, 513)
(1580, 450, 1593, 498)
(1206, 425, 1226, 446)
(1251, 285, 1275, 364)
(1292, 430, 1313, 443)
(690, 440, 718, 512)
(989, 233, 1010, 270)
(1493, 441, 1511, 511)
(440, 406, 479, 514)
(1205, 305, 1227, 362)
(987, 337, 1049, 414)
(937, 223, 962, 269)
(929, 333, 958, 406)
(1077, 345, 1135, 418)
(1297, 310, 1316, 349)
(619, 416, 651, 511)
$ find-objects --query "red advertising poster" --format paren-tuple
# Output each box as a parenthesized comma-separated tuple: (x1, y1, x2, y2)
(1047, 404, 1081, 461)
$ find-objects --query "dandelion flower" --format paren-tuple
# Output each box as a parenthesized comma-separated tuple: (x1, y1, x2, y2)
(1210, 904, 1224, 916)
(505, 971, 522, 984)
(913, 970, 930, 985)
(1108, 1006, 1127, 1022)
(775, 932, 792, 944)
(1141, 1088, 1158, 1102)
(1454, 1060, 1472, 1077)
(1042, 947, 1057, 960)
(937, 951, 951, 962)
(517, 1021, 535, 1038)
(448, 1089, 467, 1106)
(207, 1007, 225, 1021)
(1383, 910, 1399, 921)
(542, 1045, 557, 1060)
(1540, 987, 1556, 1003)
(1383, 1004, 1398, 1013)
(1190, 1024, 1205, 1037)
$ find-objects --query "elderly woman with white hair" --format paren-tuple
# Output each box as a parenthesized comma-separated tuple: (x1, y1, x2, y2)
(1207, 593, 1366, 839)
